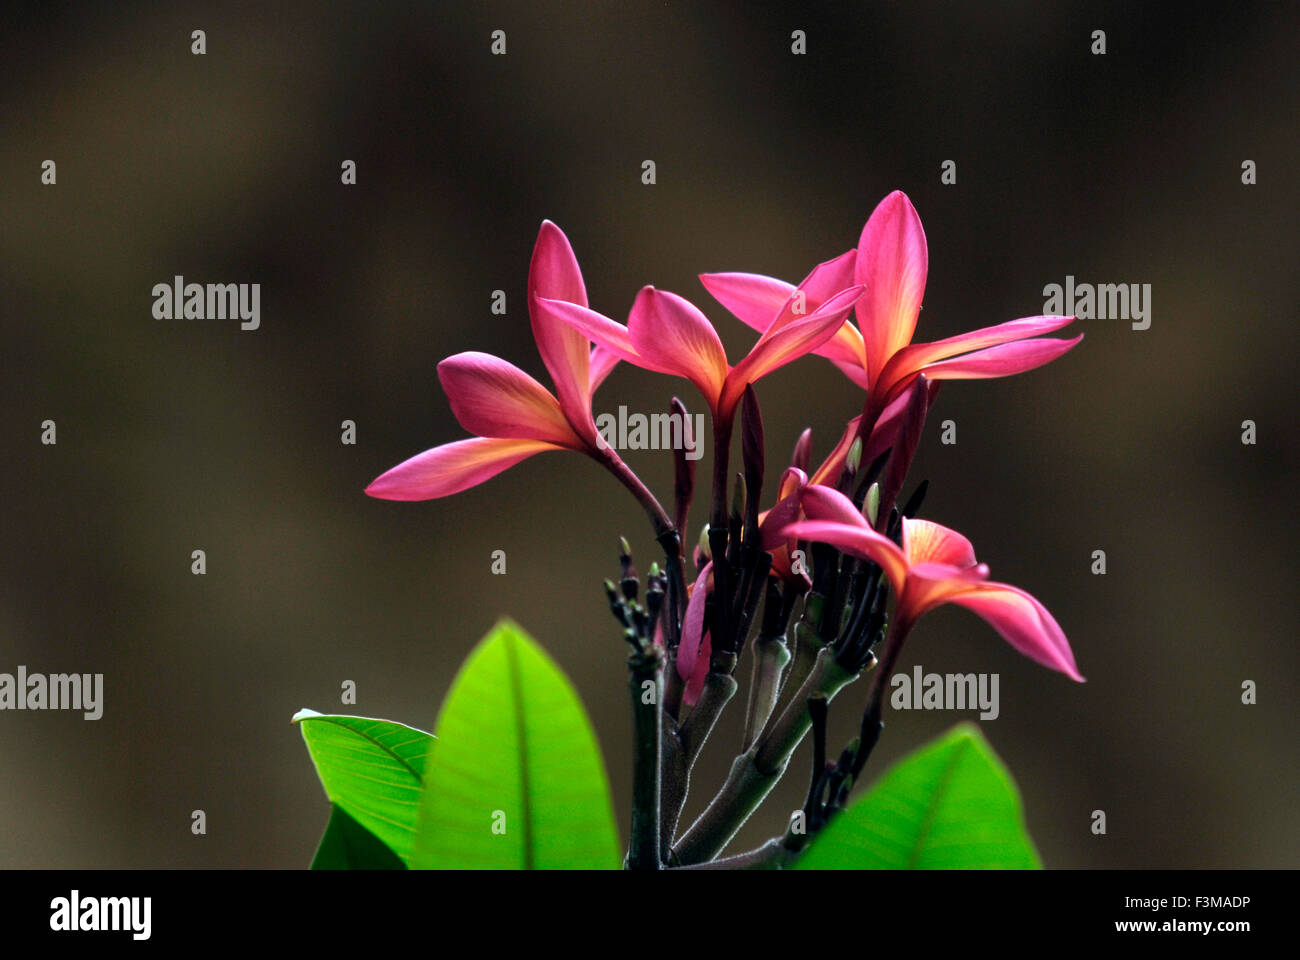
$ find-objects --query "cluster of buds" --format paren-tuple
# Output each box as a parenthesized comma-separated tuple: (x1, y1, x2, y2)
(603, 538, 666, 656)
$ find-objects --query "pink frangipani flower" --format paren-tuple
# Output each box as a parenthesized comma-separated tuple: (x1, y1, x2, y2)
(365, 222, 646, 509)
(783, 485, 1084, 682)
(701, 191, 1083, 477)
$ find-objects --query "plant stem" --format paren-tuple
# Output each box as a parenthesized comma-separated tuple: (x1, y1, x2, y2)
(627, 646, 664, 870)
(659, 669, 737, 861)
(672, 648, 859, 864)
(659, 713, 688, 860)
(679, 671, 738, 762)
(670, 837, 794, 870)
(741, 632, 790, 752)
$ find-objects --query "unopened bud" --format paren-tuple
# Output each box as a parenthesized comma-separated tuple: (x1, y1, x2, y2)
(845, 437, 863, 476)
(730, 473, 746, 522)
(865, 482, 881, 526)
(697, 523, 712, 561)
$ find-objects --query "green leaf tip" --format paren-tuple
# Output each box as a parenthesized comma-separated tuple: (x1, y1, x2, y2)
(297, 713, 437, 866)
(411, 618, 620, 870)
(797, 722, 1040, 870)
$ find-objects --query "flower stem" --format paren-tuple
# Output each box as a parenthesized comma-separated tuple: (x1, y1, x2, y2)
(672, 648, 859, 864)
(670, 837, 794, 870)
(627, 646, 664, 870)
(741, 632, 790, 752)
(659, 667, 737, 860)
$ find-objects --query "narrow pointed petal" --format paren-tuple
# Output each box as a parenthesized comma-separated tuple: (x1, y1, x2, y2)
(528, 222, 594, 435)
(762, 250, 859, 339)
(758, 467, 808, 550)
(875, 315, 1077, 400)
(703, 254, 867, 384)
(721, 285, 863, 414)
(781, 518, 908, 594)
(437, 352, 582, 447)
(798, 484, 871, 529)
(901, 517, 977, 568)
(534, 297, 665, 372)
(364, 437, 561, 501)
(809, 415, 862, 487)
(698, 271, 796, 334)
(946, 582, 1085, 681)
(855, 191, 928, 383)
(915, 335, 1083, 383)
(588, 344, 620, 392)
(789, 249, 858, 316)
(790, 429, 812, 473)
(628, 287, 730, 410)
(676, 561, 714, 687)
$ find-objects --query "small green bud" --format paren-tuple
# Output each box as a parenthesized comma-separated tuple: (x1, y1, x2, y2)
(865, 482, 881, 526)
(845, 437, 863, 475)
(730, 473, 746, 520)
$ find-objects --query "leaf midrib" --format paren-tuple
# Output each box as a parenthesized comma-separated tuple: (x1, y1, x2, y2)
(905, 735, 971, 869)
(309, 716, 428, 784)
(504, 632, 535, 870)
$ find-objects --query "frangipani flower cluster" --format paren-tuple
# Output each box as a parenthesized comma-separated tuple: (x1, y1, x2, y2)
(366, 191, 1085, 868)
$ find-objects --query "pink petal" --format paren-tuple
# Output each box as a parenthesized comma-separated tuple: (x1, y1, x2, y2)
(720, 285, 863, 415)
(798, 484, 871, 529)
(530, 299, 647, 369)
(364, 437, 561, 500)
(703, 252, 866, 381)
(588, 345, 620, 392)
(875, 315, 1076, 401)
(809, 415, 862, 487)
(855, 191, 929, 384)
(901, 517, 977, 568)
(698, 271, 796, 335)
(528, 222, 594, 422)
(628, 287, 730, 411)
(676, 561, 713, 687)
(790, 249, 858, 316)
(946, 582, 1085, 682)
(762, 250, 858, 339)
(758, 468, 808, 550)
(437, 352, 582, 447)
(780, 519, 908, 595)
(683, 630, 712, 707)
(914, 335, 1083, 384)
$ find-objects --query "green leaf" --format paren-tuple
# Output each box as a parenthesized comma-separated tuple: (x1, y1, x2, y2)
(311, 804, 406, 870)
(293, 709, 434, 865)
(411, 619, 620, 869)
(798, 723, 1041, 869)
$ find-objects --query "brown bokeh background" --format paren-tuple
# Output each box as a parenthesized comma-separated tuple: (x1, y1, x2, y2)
(2, 1, 1296, 868)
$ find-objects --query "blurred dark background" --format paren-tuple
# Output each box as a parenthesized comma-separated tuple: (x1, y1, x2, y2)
(1, 1, 1296, 868)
